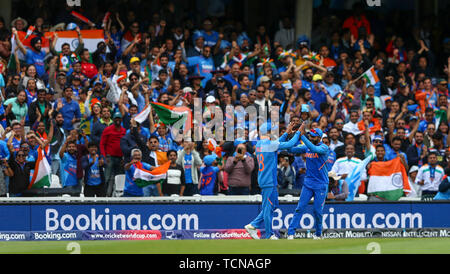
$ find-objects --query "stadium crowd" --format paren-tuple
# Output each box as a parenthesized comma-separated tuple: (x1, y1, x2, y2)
(0, 1, 449, 200)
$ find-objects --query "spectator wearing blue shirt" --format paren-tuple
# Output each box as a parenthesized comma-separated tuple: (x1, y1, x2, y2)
(200, 18, 219, 47)
(301, 67, 314, 90)
(13, 28, 49, 81)
(310, 74, 333, 113)
(223, 63, 241, 89)
(323, 71, 342, 98)
(59, 137, 81, 195)
(81, 143, 106, 197)
(187, 46, 214, 87)
(270, 74, 288, 104)
(199, 154, 220, 195)
(418, 108, 435, 133)
(54, 86, 81, 132)
(385, 136, 409, 167)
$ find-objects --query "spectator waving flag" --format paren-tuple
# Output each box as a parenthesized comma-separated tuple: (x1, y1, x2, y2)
(360, 66, 380, 85)
(150, 102, 192, 133)
(435, 109, 447, 128)
(134, 104, 151, 124)
(345, 155, 371, 201)
(133, 161, 170, 187)
(367, 157, 414, 201)
(28, 147, 51, 189)
(24, 25, 35, 39)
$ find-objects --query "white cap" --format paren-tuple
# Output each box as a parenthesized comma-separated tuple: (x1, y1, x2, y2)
(206, 95, 216, 103)
(409, 165, 419, 174)
(183, 87, 193, 93)
(328, 171, 342, 181)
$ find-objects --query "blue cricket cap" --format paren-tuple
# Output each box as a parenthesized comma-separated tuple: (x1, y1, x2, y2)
(309, 128, 323, 138)
(203, 154, 217, 166)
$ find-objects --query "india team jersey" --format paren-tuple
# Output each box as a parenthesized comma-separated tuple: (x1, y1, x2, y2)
(256, 132, 300, 188)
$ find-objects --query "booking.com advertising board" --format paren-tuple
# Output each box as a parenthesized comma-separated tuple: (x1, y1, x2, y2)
(1, 202, 450, 233)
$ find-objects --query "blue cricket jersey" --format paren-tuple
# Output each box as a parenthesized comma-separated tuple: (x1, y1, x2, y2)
(199, 166, 220, 195)
(255, 132, 300, 188)
(289, 135, 330, 190)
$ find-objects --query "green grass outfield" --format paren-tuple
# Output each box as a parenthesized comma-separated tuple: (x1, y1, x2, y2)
(1, 238, 450, 254)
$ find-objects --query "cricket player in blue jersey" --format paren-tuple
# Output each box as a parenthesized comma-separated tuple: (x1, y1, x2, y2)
(245, 122, 300, 240)
(285, 123, 331, 240)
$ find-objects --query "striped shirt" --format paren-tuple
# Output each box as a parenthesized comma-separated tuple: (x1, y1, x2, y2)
(415, 164, 445, 192)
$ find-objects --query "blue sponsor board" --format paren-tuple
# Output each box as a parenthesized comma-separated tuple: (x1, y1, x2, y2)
(0, 202, 449, 232)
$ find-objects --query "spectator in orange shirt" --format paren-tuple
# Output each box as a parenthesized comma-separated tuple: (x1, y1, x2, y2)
(357, 108, 381, 137)
(342, 3, 371, 40)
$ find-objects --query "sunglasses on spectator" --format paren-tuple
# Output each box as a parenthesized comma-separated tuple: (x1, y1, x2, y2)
(16, 154, 25, 157)
(13, 77, 20, 80)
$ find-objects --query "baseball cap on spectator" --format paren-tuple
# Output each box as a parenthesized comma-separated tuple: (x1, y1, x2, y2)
(130, 57, 140, 64)
(234, 138, 246, 147)
(260, 76, 270, 83)
(217, 76, 225, 82)
(273, 74, 282, 81)
(183, 87, 193, 93)
(312, 74, 323, 82)
(384, 96, 392, 102)
(203, 154, 218, 166)
(206, 95, 216, 104)
(113, 111, 123, 119)
(328, 171, 342, 181)
(296, 35, 310, 48)
(398, 82, 408, 88)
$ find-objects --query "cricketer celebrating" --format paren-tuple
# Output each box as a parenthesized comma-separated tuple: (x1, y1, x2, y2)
(285, 123, 331, 239)
(245, 122, 300, 240)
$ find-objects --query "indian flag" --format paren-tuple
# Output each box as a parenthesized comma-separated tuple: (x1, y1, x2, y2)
(44, 30, 106, 53)
(435, 109, 447, 128)
(361, 66, 380, 85)
(150, 102, 192, 132)
(134, 104, 151, 124)
(28, 147, 51, 189)
(367, 157, 413, 201)
(133, 161, 170, 188)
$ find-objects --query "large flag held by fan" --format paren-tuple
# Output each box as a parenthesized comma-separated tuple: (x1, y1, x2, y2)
(150, 102, 192, 135)
(133, 161, 170, 187)
(28, 147, 51, 189)
(367, 157, 414, 201)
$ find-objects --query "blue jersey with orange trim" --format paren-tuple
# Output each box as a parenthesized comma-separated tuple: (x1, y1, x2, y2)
(199, 166, 220, 195)
(61, 152, 78, 187)
(289, 135, 330, 189)
(255, 132, 300, 188)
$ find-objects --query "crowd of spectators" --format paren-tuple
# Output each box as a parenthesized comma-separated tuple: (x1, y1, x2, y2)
(0, 2, 449, 200)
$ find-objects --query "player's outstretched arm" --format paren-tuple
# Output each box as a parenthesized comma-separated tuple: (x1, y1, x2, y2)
(278, 131, 300, 150)
(300, 135, 328, 155)
(289, 145, 307, 154)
